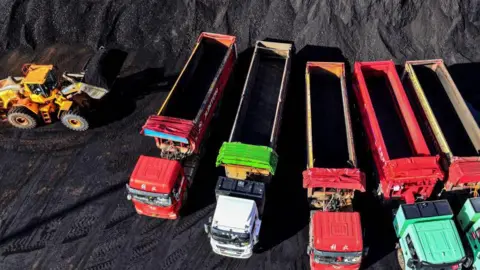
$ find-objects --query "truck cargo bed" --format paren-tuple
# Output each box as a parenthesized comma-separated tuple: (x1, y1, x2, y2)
(162, 38, 228, 120)
(309, 67, 350, 168)
(236, 55, 285, 146)
(362, 68, 413, 159)
(411, 65, 477, 156)
(230, 43, 291, 148)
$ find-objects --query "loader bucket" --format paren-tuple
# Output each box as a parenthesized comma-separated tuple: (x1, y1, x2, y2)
(79, 83, 109, 100)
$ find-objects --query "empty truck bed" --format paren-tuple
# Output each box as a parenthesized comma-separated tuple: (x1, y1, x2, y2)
(363, 69, 414, 159)
(411, 65, 477, 157)
(310, 68, 350, 168)
(161, 38, 228, 120)
(236, 54, 285, 146)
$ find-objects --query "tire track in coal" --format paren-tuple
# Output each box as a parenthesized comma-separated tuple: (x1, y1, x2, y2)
(81, 199, 140, 269)
(68, 187, 125, 270)
(0, 153, 45, 237)
(144, 204, 215, 270)
(0, 148, 82, 259)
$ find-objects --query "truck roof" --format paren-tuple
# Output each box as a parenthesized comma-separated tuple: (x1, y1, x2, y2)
(410, 219, 465, 264)
(129, 155, 181, 193)
(213, 195, 255, 231)
(312, 211, 363, 252)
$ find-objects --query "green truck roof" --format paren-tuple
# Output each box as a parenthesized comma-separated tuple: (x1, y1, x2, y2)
(411, 219, 465, 265)
(216, 142, 278, 175)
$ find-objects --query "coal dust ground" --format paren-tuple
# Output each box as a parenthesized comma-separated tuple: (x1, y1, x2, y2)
(1, 0, 480, 269)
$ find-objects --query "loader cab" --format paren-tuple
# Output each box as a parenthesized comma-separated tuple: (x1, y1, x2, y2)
(126, 155, 187, 219)
(308, 211, 364, 270)
(22, 65, 58, 98)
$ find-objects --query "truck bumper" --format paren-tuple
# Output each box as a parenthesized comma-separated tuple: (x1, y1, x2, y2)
(132, 201, 178, 219)
(211, 243, 252, 259)
(310, 261, 360, 270)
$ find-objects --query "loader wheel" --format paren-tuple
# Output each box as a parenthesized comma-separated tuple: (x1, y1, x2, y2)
(7, 107, 38, 129)
(61, 110, 89, 131)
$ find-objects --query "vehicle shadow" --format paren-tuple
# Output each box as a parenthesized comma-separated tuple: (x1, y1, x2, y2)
(258, 45, 355, 253)
(181, 48, 254, 215)
(448, 62, 480, 125)
(350, 64, 399, 268)
(88, 67, 175, 128)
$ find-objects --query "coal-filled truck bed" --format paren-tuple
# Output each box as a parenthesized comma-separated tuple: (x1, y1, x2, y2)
(403, 59, 480, 191)
(303, 62, 365, 210)
(142, 33, 237, 157)
(353, 61, 443, 203)
(216, 41, 292, 180)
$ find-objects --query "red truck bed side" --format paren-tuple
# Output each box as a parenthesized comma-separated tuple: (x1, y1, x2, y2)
(142, 32, 236, 155)
(353, 61, 443, 203)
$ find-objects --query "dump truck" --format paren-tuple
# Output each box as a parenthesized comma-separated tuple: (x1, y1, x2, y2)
(353, 61, 444, 204)
(457, 197, 480, 269)
(394, 200, 467, 269)
(0, 47, 121, 131)
(402, 59, 480, 193)
(204, 40, 292, 258)
(126, 32, 237, 219)
(303, 62, 366, 270)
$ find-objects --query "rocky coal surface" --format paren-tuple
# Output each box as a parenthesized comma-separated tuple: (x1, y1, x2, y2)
(0, 0, 479, 269)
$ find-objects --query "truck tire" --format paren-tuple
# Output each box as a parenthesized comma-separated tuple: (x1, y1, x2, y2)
(7, 107, 38, 129)
(397, 248, 405, 270)
(61, 110, 89, 131)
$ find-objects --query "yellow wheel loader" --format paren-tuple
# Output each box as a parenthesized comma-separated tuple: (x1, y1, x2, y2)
(4, 63, 110, 131)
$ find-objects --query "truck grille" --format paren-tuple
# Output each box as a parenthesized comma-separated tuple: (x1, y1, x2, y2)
(217, 246, 243, 254)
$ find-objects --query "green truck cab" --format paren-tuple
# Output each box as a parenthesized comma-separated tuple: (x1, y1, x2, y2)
(457, 197, 480, 270)
(394, 200, 466, 269)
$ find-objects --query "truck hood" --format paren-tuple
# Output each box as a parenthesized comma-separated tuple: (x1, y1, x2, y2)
(129, 155, 181, 193)
(412, 220, 465, 264)
(312, 211, 363, 252)
(213, 195, 255, 232)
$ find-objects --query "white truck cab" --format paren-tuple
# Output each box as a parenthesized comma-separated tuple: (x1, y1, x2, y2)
(206, 195, 261, 258)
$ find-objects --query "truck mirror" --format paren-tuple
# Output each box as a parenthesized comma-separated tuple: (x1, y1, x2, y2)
(406, 258, 416, 268)
(204, 224, 210, 235)
(208, 216, 212, 223)
(363, 247, 369, 256)
(307, 246, 312, 255)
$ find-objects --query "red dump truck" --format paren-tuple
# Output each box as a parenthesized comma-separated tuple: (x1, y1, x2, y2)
(126, 32, 237, 219)
(304, 62, 366, 270)
(353, 61, 443, 204)
(402, 59, 480, 193)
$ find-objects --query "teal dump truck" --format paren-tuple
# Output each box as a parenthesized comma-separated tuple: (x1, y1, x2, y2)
(457, 197, 480, 269)
(394, 200, 467, 269)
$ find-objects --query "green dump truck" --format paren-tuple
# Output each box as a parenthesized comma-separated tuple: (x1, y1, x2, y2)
(394, 200, 467, 269)
(457, 197, 480, 269)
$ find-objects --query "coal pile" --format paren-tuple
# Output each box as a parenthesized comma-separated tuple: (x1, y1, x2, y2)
(0, 0, 479, 269)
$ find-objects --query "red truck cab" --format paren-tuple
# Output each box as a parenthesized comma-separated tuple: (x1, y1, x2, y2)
(308, 212, 363, 270)
(126, 155, 187, 219)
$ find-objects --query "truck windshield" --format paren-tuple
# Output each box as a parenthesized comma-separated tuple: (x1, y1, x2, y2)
(313, 250, 362, 265)
(211, 227, 250, 246)
(126, 185, 172, 207)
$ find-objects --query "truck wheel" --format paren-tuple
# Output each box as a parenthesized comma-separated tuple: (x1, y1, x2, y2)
(397, 248, 405, 270)
(7, 107, 38, 129)
(61, 110, 89, 131)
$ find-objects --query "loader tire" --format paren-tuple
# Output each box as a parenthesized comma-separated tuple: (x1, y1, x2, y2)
(61, 110, 89, 131)
(7, 107, 38, 129)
